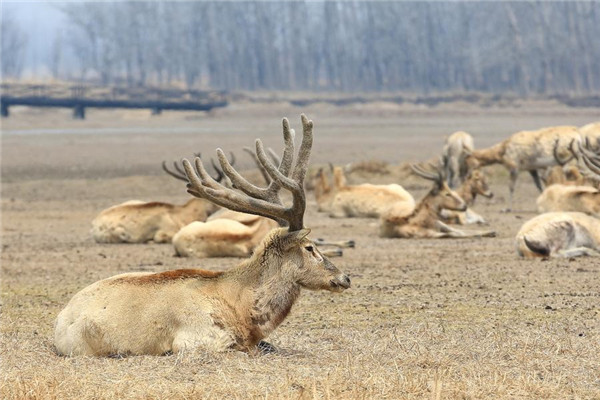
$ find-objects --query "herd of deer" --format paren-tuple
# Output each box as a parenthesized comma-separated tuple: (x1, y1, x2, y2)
(54, 116, 600, 357)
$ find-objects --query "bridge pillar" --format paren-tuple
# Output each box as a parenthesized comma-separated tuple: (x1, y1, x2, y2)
(73, 104, 85, 119)
(1, 103, 8, 118)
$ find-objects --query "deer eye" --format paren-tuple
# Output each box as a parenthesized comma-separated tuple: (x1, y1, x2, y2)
(304, 246, 314, 252)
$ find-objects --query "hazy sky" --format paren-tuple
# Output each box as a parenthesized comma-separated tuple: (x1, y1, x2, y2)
(2, 1, 69, 77)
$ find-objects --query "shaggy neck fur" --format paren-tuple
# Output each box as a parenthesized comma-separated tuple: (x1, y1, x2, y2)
(223, 228, 301, 345)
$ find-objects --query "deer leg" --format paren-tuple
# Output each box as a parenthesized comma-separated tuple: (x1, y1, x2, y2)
(315, 238, 355, 248)
(529, 169, 544, 192)
(502, 168, 519, 212)
(556, 247, 600, 258)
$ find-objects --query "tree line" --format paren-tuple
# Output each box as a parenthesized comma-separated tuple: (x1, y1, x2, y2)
(4, 1, 600, 95)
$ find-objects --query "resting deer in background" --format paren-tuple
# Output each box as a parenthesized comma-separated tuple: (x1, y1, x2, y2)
(442, 131, 474, 188)
(55, 114, 351, 357)
(379, 165, 496, 238)
(537, 140, 600, 218)
(440, 169, 494, 225)
(90, 154, 234, 244)
(464, 125, 581, 211)
(314, 165, 415, 218)
(580, 122, 600, 151)
(516, 212, 600, 258)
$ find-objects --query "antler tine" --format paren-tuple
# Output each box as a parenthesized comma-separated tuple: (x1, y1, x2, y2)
(183, 158, 289, 221)
(210, 158, 225, 182)
(267, 147, 281, 166)
(553, 139, 574, 166)
(576, 140, 600, 177)
(162, 160, 189, 182)
(410, 163, 438, 181)
(244, 146, 271, 184)
(184, 115, 312, 231)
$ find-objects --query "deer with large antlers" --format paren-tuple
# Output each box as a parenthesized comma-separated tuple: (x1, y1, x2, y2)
(90, 155, 232, 244)
(55, 115, 351, 356)
(464, 125, 581, 211)
(379, 164, 496, 238)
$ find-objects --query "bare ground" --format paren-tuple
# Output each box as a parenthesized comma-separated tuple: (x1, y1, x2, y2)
(1, 102, 600, 399)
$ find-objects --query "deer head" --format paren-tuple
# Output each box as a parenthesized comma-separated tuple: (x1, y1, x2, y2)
(181, 114, 350, 292)
(466, 169, 493, 198)
(411, 163, 467, 211)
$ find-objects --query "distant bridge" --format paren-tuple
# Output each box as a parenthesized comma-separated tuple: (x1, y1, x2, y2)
(0, 83, 228, 119)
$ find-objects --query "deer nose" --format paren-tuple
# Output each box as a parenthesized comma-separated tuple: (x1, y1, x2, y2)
(338, 274, 351, 289)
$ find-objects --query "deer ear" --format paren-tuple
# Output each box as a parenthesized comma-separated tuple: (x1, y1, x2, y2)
(281, 228, 311, 250)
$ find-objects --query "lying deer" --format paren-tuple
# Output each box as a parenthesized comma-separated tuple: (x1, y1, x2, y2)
(442, 131, 474, 188)
(440, 169, 494, 225)
(90, 155, 233, 243)
(314, 165, 415, 218)
(580, 122, 600, 151)
(464, 125, 581, 211)
(379, 165, 496, 238)
(516, 212, 600, 258)
(537, 141, 600, 218)
(55, 114, 351, 356)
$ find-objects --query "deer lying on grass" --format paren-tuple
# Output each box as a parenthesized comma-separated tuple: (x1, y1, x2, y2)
(55, 114, 351, 356)
(464, 125, 581, 211)
(90, 155, 233, 244)
(537, 141, 600, 217)
(440, 169, 494, 225)
(378, 165, 496, 238)
(516, 212, 600, 258)
(442, 131, 474, 188)
(314, 165, 415, 218)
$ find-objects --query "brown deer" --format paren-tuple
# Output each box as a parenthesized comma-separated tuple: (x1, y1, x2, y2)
(464, 125, 581, 211)
(442, 131, 474, 188)
(55, 114, 350, 356)
(90, 155, 233, 244)
(379, 165, 496, 238)
(440, 169, 494, 225)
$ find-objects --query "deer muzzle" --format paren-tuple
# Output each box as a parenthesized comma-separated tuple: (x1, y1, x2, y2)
(330, 274, 351, 291)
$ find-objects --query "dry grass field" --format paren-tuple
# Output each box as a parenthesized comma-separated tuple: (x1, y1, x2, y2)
(2, 100, 600, 399)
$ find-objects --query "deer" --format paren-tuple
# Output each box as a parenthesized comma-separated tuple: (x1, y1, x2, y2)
(439, 168, 494, 225)
(516, 212, 600, 258)
(54, 114, 351, 357)
(442, 131, 474, 188)
(378, 164, 496, 238)
(537, 140, 600, 218)
(90, 154, 234, 244)
(315, 165, 415, 218)
(464, 125, 581, 211)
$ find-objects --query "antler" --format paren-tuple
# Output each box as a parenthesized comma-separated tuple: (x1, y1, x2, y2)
(243, 146, 281, 184)
(411, 163, 444, 185)
(553, 139, 574, 166)
(164, 152, 234, 183)
(576, 140, 600, 178)
(182, 114, 313, 231)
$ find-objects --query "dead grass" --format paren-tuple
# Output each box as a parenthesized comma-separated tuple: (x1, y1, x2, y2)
(2, 104, 600, 399)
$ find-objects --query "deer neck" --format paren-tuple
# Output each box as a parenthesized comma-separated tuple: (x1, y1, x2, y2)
(471, 141, 506, 166)
(333, 167, 347, 189)
(223, 231, 302, 341)
(315, 174, 333, 205)
(407, 192, 440, 228)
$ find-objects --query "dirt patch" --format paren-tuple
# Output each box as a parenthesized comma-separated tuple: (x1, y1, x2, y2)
(2, 103, 599, 399)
